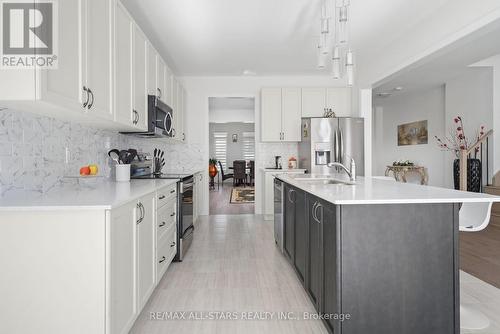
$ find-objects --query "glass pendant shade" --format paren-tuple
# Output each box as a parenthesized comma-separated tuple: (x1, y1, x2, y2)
(337, 6, 348, 44)
(345, 49, 354, 86)
(331, 47, 341, 78)
(318, 52, 327, 69)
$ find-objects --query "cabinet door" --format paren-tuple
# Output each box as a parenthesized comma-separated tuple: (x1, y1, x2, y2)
(281, 88, 302, 142)
(136, 193, 156, 310)
(321, 201, 338, 333)
(294, 188, 307, 283)
(156, 57, 166, 100)
(301, 88, 326, 117)
(132, 24, 148, 131)
(283, 185, 295, 262)
(85, 0, 113, 119)
(261, 88, 282, 142)
(171, 77, 179, 139)
(109, 201, 137, 334)
(165, 67, 172, 106)
(326, 87, 351, 117)
(146, 43, 157, 96)
(41, 0, 85, 112)
(176, 83, 185, 141)
(307, 197, 323, 310)
(114, 1, 133, 127)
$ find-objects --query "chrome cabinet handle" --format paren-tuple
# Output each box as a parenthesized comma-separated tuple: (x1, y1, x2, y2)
(159, 222, 166, 227)
(157, 88, 162, 99)
(170, 242, 176, 247)
(136, 202, 145, 224)
(314, 202, 323, 224)
(159, 256, 166, 263)
(339, 128, 344, 164)
(136, 203, 142, 224)
(82, 86, 89, 108)
(312, 202, 318, 222)
(182, 133, 185, 141)
(170, 212, 175, 217)
(288, 189, 295, 203)
(170, 189, 175, 194)
(87, 88, 94, 109)
(158, 195, 166, 200)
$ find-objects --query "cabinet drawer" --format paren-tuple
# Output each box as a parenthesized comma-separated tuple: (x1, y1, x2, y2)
(157, 229, 177, 282)
(157, 184, 177, 209)
(157, 201, 176, 241)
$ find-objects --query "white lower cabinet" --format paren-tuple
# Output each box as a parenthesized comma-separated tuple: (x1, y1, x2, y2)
(193, 172, 205, 221)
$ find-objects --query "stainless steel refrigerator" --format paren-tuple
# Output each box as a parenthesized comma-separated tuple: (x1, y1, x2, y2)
(298, 117, 364, 175)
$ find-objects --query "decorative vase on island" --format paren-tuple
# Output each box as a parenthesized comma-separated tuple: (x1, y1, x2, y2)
(209, 164, 218, 178)
(453, 158, 482, 193)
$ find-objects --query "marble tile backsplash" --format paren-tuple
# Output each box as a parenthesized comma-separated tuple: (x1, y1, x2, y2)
(0, 110, 205, 194)
(258, 142, 299, 169)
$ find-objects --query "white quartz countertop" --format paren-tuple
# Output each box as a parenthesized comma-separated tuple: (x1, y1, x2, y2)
(276, 174, 500, 205)
(0, 179, 178, 211)
(261, 168, 306, 173)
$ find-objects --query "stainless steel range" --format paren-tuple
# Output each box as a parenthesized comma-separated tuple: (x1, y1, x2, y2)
(132, 172, 194, 261)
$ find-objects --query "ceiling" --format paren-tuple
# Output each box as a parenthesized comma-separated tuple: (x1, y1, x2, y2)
(373, 18, 500, 98)
(121, 0, 450, 76)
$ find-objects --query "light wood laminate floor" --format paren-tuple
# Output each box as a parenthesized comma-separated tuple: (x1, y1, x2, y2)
(130, 214, 327, 334)
(130, 214, 500, 334)
(209, 182, 255, 215)
(460, 223, 500, 289)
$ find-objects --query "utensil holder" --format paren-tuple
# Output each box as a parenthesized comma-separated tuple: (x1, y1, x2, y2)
(115, 164, 131, 182)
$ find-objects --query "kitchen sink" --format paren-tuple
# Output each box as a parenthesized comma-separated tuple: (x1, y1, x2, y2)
(293, 177, 355, 185)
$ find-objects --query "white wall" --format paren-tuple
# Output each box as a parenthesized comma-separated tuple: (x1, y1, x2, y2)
(179, 76, 352, 215)
(373, 86, 446, 187)
(444, 68, 494, 187)
(209, 109, 254, 123)
(209, 122, 255, 169)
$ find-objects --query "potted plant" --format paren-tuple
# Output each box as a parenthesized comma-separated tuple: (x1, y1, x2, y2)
(435, 116, 485, 192)
(208, 158, 218, 178)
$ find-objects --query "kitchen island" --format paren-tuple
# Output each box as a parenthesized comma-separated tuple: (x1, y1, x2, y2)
(276, 174, 500, 334)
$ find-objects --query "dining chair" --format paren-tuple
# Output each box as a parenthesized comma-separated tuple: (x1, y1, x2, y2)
(249, 160, 255, 186)
(218, 161, 233, 187)
(459, 202, 493, 330)
(233, 160, 247, 187)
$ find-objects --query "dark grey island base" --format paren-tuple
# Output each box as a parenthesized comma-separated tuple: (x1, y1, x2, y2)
(282, 182, 459, 334)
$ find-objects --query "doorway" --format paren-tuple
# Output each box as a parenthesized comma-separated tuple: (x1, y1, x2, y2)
(208, 97, 256, 215)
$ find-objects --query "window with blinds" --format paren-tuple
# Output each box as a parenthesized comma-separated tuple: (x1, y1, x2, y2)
(213, 132, 228, 170)
(242, 132, 255, 160)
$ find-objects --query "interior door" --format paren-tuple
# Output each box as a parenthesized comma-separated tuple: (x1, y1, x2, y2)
(114, 1, 133, 127)
(281, 88, 302, 142)
(136, 194, 155, 310)
(84, 0, 113, 119)
(41, 0, 85, 112)
(133, 24, 148, 131)
(261, 88, 282, 142)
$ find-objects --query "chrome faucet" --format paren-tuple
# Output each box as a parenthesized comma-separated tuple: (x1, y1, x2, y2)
(327, 158, 356, 182)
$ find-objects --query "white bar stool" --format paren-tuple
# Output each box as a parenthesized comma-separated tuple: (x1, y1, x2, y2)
(459, 202, 493, 330)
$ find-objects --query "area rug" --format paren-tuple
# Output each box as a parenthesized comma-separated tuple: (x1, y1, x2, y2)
(230, 187, 255, 204)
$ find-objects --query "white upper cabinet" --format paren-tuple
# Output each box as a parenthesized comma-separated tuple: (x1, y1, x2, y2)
(41, 0, 85, 113)
(301, 88, 326, 117)
(326, 87, 351, 117)
(281, 88, 302, 142)
(261, 88, 283, 142)
(84, 0, 113, 120)
(146, 43, 158, 96)
(132, 24, 148, 131)
(165, 67, 173, 106)
(171, 77, 179, 139)
(114, 1, 133, 128)
(156, 57, 166, 101)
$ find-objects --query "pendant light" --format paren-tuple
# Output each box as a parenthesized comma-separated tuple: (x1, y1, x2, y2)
(345, 49, 354, 86)
(331, 46, 341, 79)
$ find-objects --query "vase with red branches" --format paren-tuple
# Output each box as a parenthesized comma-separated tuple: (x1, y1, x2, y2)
(435, 116, 485, 192)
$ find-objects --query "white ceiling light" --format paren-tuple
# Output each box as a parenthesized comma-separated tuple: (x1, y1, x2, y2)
(315, 0, 354, 86)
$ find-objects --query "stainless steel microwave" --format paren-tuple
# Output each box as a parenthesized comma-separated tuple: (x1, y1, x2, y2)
(121, 95, 173, 138)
